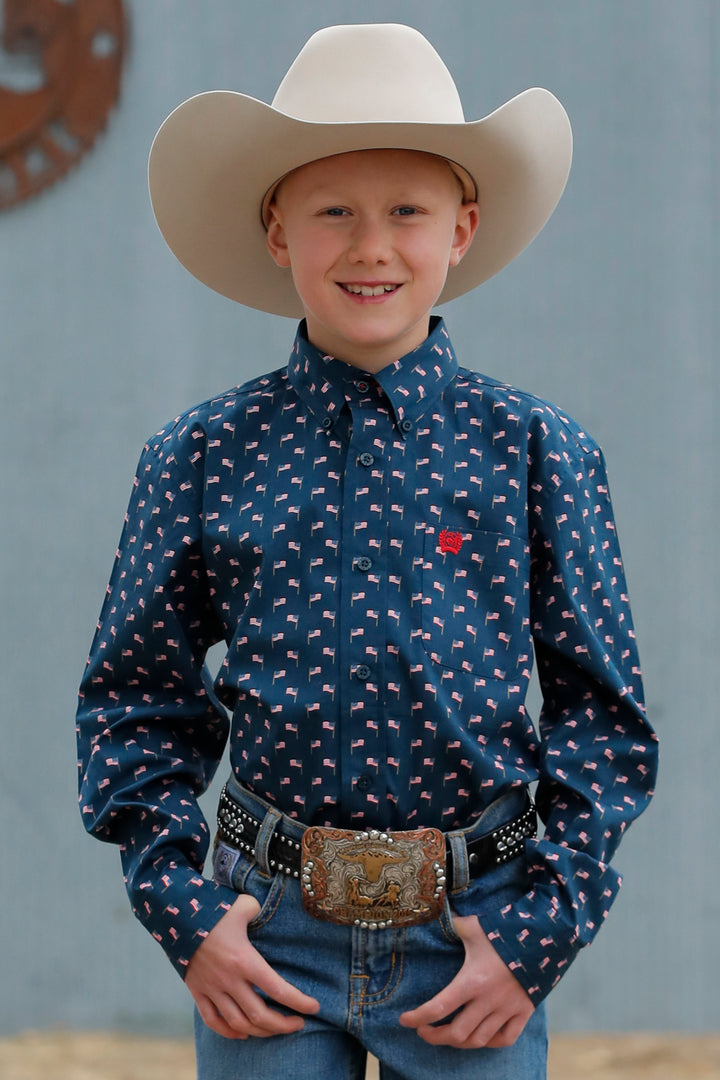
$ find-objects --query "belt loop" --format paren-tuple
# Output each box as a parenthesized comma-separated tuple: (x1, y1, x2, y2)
(254, 807, 283, 876)
(447, 831, 470, 891)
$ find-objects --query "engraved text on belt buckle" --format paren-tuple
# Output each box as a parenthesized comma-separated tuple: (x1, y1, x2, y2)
(301, 826, 446, 928)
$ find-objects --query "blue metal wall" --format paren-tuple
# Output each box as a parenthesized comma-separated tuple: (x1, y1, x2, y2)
(1, 0, 717, 1034)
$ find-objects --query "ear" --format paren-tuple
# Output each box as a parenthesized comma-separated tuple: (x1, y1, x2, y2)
(449, 201, 479, 267)
(265, 203, 292, 268)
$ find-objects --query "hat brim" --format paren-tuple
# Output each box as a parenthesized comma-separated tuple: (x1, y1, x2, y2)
(148, 88, 572, 317)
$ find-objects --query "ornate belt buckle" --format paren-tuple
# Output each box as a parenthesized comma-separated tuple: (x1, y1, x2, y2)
(301, 826, 446, 928)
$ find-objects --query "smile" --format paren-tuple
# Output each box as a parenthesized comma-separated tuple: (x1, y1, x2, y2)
(340, 283, 400, 297)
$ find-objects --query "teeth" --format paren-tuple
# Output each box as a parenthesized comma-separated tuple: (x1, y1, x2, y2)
(344, 284, 397, 296)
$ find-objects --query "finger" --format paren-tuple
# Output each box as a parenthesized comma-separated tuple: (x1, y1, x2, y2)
(415, 1009, 502, 1049)
(427, 998, 489, 1045)
(449, 911, 482, 941)
(245, 950, 320, 1015)
(461, 1011, 506, 1050)
(485, 1012, 528, 1049)
(227, 982, 311, 1036)
(233, 893, 262, 921)
(195, 994, 248, 1041)
(202, 985, 307, 1041)
(399, 980, 466, 1029)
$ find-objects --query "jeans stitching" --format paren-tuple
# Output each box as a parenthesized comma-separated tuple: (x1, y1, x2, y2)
(246, 871, 287, 932)
(438, 900, 460, 944)
(359, 931, 406, 1006)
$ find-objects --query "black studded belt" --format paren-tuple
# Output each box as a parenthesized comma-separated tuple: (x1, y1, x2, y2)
(216, 784, 537, 892)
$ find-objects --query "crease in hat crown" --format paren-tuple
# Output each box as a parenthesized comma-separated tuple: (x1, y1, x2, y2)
(148, 22, 573, 316)
(271, 24, 467, 124)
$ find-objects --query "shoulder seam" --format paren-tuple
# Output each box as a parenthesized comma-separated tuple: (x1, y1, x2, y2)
(455, 366, 600, 456)
(145, 367, 289, 450)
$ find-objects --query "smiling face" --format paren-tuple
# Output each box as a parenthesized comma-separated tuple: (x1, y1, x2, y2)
(265, 149, 478, 372)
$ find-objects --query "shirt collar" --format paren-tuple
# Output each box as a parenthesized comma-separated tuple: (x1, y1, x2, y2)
(287, 316, 458, 437)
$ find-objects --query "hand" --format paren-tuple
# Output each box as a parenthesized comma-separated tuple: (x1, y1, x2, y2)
(399, 913, 534, 1049)
(185, 893, 320, 1040)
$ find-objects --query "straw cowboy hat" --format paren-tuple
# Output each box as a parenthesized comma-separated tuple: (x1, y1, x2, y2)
(148, 23, 572, 317)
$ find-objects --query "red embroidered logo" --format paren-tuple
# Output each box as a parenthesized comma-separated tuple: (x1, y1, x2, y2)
(439, 529, 464, 555)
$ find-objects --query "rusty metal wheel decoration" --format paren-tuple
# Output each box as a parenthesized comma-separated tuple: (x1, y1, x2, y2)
(0, 0, 126, 210)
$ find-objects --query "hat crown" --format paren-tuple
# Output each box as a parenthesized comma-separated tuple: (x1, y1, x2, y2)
(271, 24, 466, 125)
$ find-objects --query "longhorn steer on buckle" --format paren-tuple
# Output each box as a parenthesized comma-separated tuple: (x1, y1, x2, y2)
(301, 825, 446, 928)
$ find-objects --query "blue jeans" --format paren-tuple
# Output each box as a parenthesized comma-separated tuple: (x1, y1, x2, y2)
(195, 778, 547, 1079)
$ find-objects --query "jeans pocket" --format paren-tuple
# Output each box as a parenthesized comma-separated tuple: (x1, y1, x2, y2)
(212, 840, 287, 933)
(444, 854, 531, 941)
(244, 863, 287, 932)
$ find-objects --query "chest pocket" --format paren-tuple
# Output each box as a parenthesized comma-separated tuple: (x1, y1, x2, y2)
(420, 526, 531, 678)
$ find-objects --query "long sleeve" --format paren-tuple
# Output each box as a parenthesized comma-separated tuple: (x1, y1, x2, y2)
(471, 406, 658, 1002)
(76, 418, 237, 976)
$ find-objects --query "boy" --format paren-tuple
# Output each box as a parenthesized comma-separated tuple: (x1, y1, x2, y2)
(76, 23, 657, 1079)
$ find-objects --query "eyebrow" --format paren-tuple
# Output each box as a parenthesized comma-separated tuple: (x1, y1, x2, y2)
(293, 181, 449, 202)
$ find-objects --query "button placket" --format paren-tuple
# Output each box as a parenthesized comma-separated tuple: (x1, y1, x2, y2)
(339, 399, 391, 818)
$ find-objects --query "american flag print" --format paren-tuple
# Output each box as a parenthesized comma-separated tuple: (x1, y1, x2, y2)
(76, 317, 657, 1003)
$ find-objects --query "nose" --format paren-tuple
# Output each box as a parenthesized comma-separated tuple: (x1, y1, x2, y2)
(347, 215, 392, 264)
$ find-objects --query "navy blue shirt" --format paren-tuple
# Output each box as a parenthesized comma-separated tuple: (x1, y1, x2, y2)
(76, 318, 657, 1003)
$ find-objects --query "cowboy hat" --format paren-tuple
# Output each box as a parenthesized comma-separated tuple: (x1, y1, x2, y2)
(148, 23, 572, 317)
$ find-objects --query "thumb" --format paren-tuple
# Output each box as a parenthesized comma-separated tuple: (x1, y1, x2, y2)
(450, 912, 483, 943)
(230, 892, 262, 923)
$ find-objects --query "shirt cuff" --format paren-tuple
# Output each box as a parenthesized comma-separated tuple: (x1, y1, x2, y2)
(459, 840, 623, 1004)
(123, 850, 239, 978)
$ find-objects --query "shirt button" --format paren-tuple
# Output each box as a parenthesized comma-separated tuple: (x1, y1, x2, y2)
(356, 774, 373, 792)
(321, 417, 333, 430)
(355, 664, 371, 681)
(400, 418, 414, 433)
(359, 452, 374, 467)
(355, 556, 372, 572)
(355, 380, 370, 393)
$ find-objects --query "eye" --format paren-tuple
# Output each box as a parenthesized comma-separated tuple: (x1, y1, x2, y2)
(324, 207, 349, 216)
(394, 206, 419, 216)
